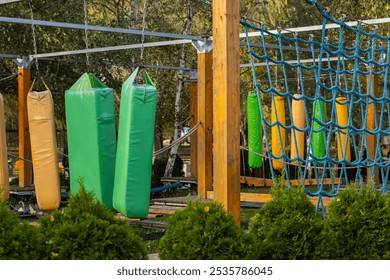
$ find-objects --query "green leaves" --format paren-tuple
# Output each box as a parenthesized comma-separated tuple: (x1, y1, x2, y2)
(249, 186, 338, 260)
(39, 183, 147, 260)
(0, 201, 46, 260)
(158, 200, 251, 260)
(326, 185, 390, 260)
(249, 184, 390, 260)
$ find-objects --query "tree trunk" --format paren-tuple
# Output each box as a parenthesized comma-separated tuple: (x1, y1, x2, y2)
(153, 124, 163, 161)
(164, 0, 193, 178)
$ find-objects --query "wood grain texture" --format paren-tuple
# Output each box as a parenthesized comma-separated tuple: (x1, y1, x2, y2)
(212, 0, 241, 223)
(197, 52, 213, 198)
(190, 81, 198, 177)
(17, 67, 32, 187)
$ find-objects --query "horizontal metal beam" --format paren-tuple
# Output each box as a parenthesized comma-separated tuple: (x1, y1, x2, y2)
(0, 53, 20, 59)
(240, 18, 390, 38)
(0, 53, 194, 71)
(240, 41, 316, 53)
(32, 40, 314, 60)
(240, 56, 350, 68)
(31, 39, 192, 59)
(0, 16, 202, 41)
(0, 0, 23, 4)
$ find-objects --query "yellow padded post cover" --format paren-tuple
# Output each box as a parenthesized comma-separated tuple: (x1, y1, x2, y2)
(271, 95, 286, 170)
(290, 94, 305, 163)
(335, 97, 351, 162)
(27, 81, 60, 210)
(0, 94, 9, 200)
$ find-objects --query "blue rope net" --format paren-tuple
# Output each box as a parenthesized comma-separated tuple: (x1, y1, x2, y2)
(241, 1, 390, 210)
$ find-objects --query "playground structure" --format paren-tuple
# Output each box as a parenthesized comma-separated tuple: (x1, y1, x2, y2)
(241, 0, 390, 212)
(0, 1, 389, 222)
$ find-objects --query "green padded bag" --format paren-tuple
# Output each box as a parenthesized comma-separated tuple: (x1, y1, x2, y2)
(247, 92, 262, 168)
(65, 73, 117, 208)
(312, 100, 326, 162)
(113, 68, 157, 218)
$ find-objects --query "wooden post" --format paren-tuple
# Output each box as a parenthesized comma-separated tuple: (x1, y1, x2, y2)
(366, 66, 379, 184)
(212, 0, 241, 223)
(16, 57, 32, 187)
(189, 71, 198, 178)
(197, 48, 213, 199)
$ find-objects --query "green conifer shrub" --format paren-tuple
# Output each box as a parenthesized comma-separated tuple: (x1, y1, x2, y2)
(158, 200, 250, 260)
(0, 201, 46, 259)
(249, 186, 338, 259)
(40, 180, 147, 260)
(326, 184, 390, 259)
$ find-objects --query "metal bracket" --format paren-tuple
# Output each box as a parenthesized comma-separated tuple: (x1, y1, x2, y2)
(192, 36, 213, 53)
(189, 70, 198, 82)
(14, 55, 32, 68)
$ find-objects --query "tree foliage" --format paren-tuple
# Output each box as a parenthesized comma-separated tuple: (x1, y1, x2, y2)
(326, 185, 390, 260)
(249, 185, 339, 260)
(0, 201, 46, 259)
(39, 182, 147, 260)
(158, 200, 251, 260)
(0, 0, 388, 135)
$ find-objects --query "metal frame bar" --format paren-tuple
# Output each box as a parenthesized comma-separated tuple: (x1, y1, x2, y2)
(2, 16, 388, 41)
(0, 16, 202, 41)
(240, 56, 351, 68)
(0, 0, 23, 4)
(0, 53, 349, 70)
(1, 16, 387, 69)
(33, 41, 314, 60)
(240, 42, 315, 53)
(0, 53, 195, 72)
(32, 39, 192, 59)
(240, 18, 390, 38)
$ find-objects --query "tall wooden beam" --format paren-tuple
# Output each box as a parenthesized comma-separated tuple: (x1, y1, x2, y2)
(197, 48, 213, 199)
(16, 57, 32, 187)
(212, 0, 241, 223)
(189, 71, 198, 178)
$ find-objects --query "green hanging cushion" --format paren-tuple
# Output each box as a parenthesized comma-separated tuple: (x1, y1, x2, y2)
(113, 68, 157, 218)
(65, 73, 117, 208)
(312, 100, 326, 162)
(247, 92, 262, 168)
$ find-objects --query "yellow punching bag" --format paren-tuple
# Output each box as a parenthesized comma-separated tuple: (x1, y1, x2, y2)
(27, 80, 60, 210)
(366, 68, 379, 183)
(335, 97, 351, 162)
(271, 95, 286, 170)
(0, 94, 9, 200)
(290, 94, 305, 163)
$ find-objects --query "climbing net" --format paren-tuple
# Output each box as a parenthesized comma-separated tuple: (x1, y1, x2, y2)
(241, 0, 390, 206)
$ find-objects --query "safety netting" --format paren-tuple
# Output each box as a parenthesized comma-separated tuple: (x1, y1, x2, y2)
(241, 0, 390, 209)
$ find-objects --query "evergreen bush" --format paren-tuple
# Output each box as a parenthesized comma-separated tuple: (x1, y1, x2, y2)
(326, 184, 390, 259)
(158, 200, 250, 260)
(249, 186, 338, 259)
(45, 213, 147, 260)
(0, 201, 46, 259)
(40, 181, 147, 260)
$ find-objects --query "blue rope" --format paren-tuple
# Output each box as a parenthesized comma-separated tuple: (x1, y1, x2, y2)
(241, 2, 390, 207)
(150, 181, 183, 193)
